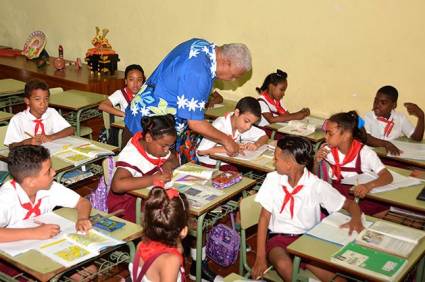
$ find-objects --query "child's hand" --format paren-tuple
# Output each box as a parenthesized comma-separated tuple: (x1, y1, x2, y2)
(40, 134, 52, 143)
(31, 135, 43, 145)
(251, 258, 268, 279)
(404, 102, 424, 118)
(240, 142, 258, 151)
(76, 218, 92, 233)
(153, 171, 172, 183)
(353, 184, 370, 198)
(223, 136, 239, 157)
(314, 144, 329, 163)
(33, 223, 61, 239)
(301, 107, 310, 117)
(340, 218, 364, 235)
(384, 141, 401, 156)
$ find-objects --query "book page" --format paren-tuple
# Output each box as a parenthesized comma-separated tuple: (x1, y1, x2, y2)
(368, 221, 425, 244)
(72, 144, 113, 158)
(388, 140, 425, 160)
(65, 229, 124, 252)
(54, 150, 92, 166)
(42, 136, 90, 155)
(215, 144, 268, 161)
(277, 120, 316, 136)
(173, 183, 223, 210)
(173, 163, 216, 179)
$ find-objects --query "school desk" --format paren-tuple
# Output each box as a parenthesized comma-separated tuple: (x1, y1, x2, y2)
(0, 78, 25, 112)
(0, 207, 142, 282)
(129, 175, 256, 282)
(0, 111, 13, 124)
(48, 90, 107, 136)
(267, 117, 326, 143)
(204, 99, 237, 119)
(223, 273, 245, 281)
(287, 217, 425, 282)
(211, 149, 275, 173)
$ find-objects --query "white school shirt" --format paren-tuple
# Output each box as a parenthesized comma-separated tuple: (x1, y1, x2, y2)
(255, 169, 345, 234)
(257, 95, 287, 127)
(324, 144, 386, 180)
(0, 180, 80, 227)
(4, 108, 71, 146)
(115, 132, 171, 177)
(364, 111, 415, 140)
(196, 112, 266, 165)
(108, 89, 132, 112)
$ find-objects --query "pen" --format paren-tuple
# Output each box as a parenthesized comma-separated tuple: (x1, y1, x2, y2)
(25, 131, 34, 138)
(354, 178, 360, 204)
(256, 265, 273, 280)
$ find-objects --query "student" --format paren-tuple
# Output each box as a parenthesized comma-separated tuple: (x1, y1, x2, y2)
(0, 145, 92, 242)
(98, 64, 145, 117)
(256, 69, 310, 128)
(252, 136, 363, 281)
(129, 187, 189, 282)
(197, 96, 269, 170)
(364, 85, 424, 155)
(4, 79, 74, 147)
(108, 114, 179, 222)
(314, 111, 393, 217)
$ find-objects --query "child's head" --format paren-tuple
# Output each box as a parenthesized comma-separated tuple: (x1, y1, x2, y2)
(373, 85, 398, 118)
(7, 145, 55, 188)
(141, 114, 177, 157)
(256, 69, 288, 100)
(143, 187, 189, 246)
(24, 79, 50, 118)
(233, 97, 262, 133)
(325, 111, 366, 147)
(274, 136, 313, 174)
(124, 64, 145, 94)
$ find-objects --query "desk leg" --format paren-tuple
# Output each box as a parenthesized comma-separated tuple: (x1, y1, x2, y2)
(416, 254, 425, 282)
(76, 110, 82, 136)
(291, 256, 301, 282)
(196, 213, 206, 282)
(136, 197, 142, 226)
(127, 241, 136, 261)
(270, 130, 276, 140)
(215, 160, 222, 170)
(118, 128, 123, 148)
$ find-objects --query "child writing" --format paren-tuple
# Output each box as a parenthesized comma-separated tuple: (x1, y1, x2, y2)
(108, 114, 179, 222)
(197, 96, 269, 170)
(98, 64, 145, 117)
(0, 145, 92, 242)
(364, 85, 424, 155)
(314, 111, 393, 217)
(256, 69, 310, 128)
(129, 187, 189, 282)
(252, 136, 363, 281)
(4, 79, 74, 147)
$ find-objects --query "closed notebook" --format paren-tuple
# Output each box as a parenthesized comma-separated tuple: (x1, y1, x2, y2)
(90, 214, 125, 232)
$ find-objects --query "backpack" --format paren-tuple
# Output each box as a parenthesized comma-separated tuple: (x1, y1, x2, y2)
(88, 156, 115, 212)
(206, 213, 240, 267)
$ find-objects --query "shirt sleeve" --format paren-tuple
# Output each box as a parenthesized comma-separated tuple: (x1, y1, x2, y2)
(363, 112, 374, 134)
(108, 90, 123, 107)
(50, 109, 72, 133)
(399, 113, 415, 138)
(361, 146, 386, 174)
(255, 173, 276, 212)
(50, 182, 81, 208)
(4, 116, 24, 145)
(316, 179, 346, 213)
(259, 100, 271, 114)
(197, 117, 226, 151)
(241, 126, 266, 142)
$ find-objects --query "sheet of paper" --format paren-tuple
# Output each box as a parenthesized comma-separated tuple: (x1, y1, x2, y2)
(388, 140, 425, 160)
(42, 136, 89, 155)
(277, 120, 316, 136)
(215, 144, 269, 161)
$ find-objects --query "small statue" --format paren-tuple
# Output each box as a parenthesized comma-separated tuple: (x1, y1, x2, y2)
(53, 45, 65, 70)
(91, 27, 112, 49)
(75, 57, 82, 70)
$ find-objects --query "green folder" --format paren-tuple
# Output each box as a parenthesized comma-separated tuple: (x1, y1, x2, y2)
(331, 242, 407, 281)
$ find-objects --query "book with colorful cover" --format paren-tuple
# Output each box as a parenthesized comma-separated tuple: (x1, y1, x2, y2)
(331, 242, 407, 281)
(90, 214, 125, 232)
(173, 163, 216, 180)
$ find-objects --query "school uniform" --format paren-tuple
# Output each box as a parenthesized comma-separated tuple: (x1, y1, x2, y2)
(257, 91, 288, 127)
(255, 169, 345, 253)
(108, 88, 134, 112)
(0, 179, 80, 227)
(4, 108, 71, 146)
(364, 110, 415, 140)
(323, 140, 389, 215)
(107, 131, 171, 222)
(196, 112, 266, 167)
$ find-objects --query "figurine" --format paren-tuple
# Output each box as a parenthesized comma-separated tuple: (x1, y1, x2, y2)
(75, 57, 82, 70)
(53, 45, 65, 70)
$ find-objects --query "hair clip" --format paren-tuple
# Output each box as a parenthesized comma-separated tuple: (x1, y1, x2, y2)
(357, 116, 365, 129)
(165, 188, 186, 211)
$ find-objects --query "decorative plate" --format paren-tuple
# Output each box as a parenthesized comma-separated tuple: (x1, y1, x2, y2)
(22, 31, 46, 59)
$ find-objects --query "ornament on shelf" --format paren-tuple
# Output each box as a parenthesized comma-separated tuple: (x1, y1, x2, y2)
(53, 45, 65, 70)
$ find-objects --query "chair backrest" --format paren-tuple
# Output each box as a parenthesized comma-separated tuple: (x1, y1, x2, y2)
(102, 155, 118, 187)
(240, 193, 262, 230)
(103, 111, 111, 131)
(49, 87, 64, 95)
(0, 125, 8, 145)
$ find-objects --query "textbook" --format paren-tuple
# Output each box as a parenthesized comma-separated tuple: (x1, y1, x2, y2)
(90, 214, 125, 233)
(355, 220, 425, 258)
(277, 120, 316, 136)
(172, 183, 223, 210)
(173, 162, 216, 180)
(331, 242, 407, 281)
(54, 143, 114, 166)
(38, 229, 124, 267)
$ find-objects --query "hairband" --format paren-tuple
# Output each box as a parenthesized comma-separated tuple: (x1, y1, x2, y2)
(165, 188, 186, 211)
(357, 116, 365, 129)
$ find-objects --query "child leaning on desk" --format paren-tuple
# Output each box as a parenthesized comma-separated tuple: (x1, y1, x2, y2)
(107, 115, 179, 222)
(252, 136, 363, 281)
(314, 111, 393, 218)
(363, 85, 424, 155)
(3, 79, 74, 148)
(197, 96, 269, 171)
(0, 145, 92, 242)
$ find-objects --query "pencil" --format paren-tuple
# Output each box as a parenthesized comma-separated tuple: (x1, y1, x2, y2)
(354, 179, 360, 204)
(24, 131, 34, 138)
(256, 265, 273, 280)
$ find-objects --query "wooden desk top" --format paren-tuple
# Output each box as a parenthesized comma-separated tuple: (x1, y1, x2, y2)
(374, 137, 425, 169)
(0, 111, 13, 122)
(0, 78, 25, 96)
(111, 118, 125, 129)
(205, 100, 236, 119)
(211, 152, 275, 173)
(49, 90, 107, 111)
(0, 56, 125, 95)
(0, 208, 142, 282)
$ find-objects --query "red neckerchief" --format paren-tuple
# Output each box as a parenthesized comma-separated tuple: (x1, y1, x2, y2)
(137, 240, 185, 281)
(131, 131, 166, 167)
(377, 116, 394, 137)
(10, 179, 42, 220)
(261, 91, 287, 115)
(123, 87, 135, 103)
(330, 139, 363, 181)
(280, 184, 304, 218)
(33, 119, 45, 136)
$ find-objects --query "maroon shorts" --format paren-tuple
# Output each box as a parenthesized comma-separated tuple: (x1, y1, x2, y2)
(266, 233, 301, 253)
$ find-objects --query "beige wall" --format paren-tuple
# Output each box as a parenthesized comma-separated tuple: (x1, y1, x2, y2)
(1, 0, 424, 120)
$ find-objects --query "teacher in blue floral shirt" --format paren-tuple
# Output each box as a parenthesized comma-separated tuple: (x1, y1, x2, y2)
(124, 38, 252, 162)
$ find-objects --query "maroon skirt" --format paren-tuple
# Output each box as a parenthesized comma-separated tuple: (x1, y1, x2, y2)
(107, 191, 137, 223)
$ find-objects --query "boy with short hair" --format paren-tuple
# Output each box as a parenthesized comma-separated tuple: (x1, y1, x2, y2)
(197, 96, 269, 168)
(0, 145, 92, 242)
(4, 79, 74, 147)
(364, 85, 424, 155)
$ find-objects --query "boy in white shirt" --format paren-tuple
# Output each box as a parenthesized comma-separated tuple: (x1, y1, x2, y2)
(4, 79, 74, 147)
(0, 145, 92, 242)
(197, 96, 269, 169)
(364, 85, 424, 155)
(98, 64, 145, 117)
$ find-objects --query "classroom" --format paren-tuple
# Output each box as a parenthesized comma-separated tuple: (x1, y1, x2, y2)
(0, 1, 424, 281)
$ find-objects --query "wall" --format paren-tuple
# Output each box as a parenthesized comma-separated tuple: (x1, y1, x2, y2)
(1, 0, 424, 119)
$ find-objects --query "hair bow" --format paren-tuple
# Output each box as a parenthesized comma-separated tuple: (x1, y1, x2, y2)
(166, 188, 180, 199)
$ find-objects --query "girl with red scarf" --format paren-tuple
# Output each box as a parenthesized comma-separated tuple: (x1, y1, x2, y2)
(314, 111, 393, 217)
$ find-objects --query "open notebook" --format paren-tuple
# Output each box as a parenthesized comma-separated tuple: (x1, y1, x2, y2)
(387, 140, 425, 160)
